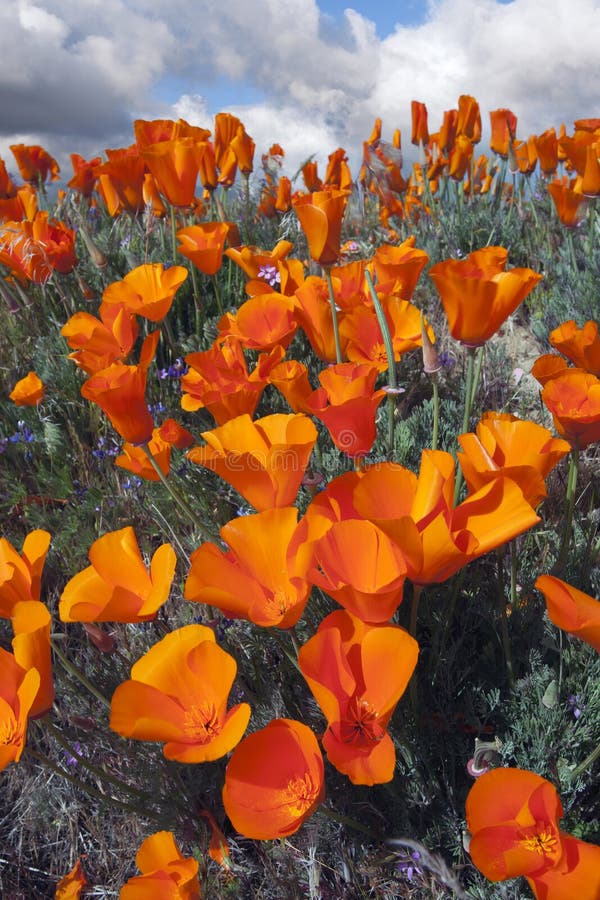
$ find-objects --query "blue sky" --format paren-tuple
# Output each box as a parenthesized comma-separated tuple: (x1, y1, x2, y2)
(1, 0, 598, 177)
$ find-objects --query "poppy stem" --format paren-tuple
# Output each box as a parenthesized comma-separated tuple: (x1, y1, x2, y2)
(318, 804, 380, 840)
(431, 374, 439, 452)
(569, 738, 600, 779)
(211, 274, 224, 315)
(495, 549, 515, 689)
(454, 345, 482, 505)
(323, 266, 343, 364)
(554, 445, 579, 572)
(365, 270, 398, 458)
(51, 639, 111, 709)
(509, 540, 519, 608)
(141, 443, 206, 534)
(169, 204, 178, 266)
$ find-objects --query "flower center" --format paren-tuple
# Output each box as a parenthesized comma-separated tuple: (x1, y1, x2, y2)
(0, 713, 20, 746)
(182, 703, 221, 743)
(339, 696, 386, 747)
(283, 773, 320, 817)
(520, 826, 560, 860)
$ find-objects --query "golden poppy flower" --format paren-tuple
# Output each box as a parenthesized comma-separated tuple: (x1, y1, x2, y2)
(141, 138, 204, 207)
(489, 109, 518, 158)
(9, 371, 45, 406)
(0, 529, 50, 618)
(11, 600, 54, 718)
(55, 857, 87, 899)
(217, 293, 298, 351)
(59, 526, 176, 623)
(541, 370, 600, 448)
(535, 575, 600, 653)
(429, 247, 542, 346)
(116, 428, 171, 481)
(101, 263, 188, 323)
(293, 188, 350, 266)
(298, 610, 418, 784)
(0, 647, 40, 772)
(222, 718, 324, 839)
(120, 831, 201, 899)
(547, 177, 588, 228)
(10, 143, 60, 183)
(61, 306, 138, 375)
(176, 221, 231, 275)
(549, 319, 600, 376)
(110, 624, 250, 763)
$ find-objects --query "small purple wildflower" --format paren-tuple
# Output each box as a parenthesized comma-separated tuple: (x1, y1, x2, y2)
(257, 264, 281, 288)
(398, 850, 422, 882)
(567, 694, 584, 719)
(63, 741, 83, 767)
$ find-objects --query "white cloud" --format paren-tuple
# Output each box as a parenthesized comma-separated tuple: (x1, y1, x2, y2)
(1, 0, 599, 182)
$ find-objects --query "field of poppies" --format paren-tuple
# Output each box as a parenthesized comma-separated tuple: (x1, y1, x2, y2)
(1, 97, 599, 899)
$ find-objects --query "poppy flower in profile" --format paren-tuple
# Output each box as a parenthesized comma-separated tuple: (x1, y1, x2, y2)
(547, 177, 588, 228)
(141, 138, 204, 207)
(535, 128, 559, 177)
(110, 624, 250, 763)
(217, 292, 298, 351)
(101, 263, 188, 323)
(11, 600, 54, 718)
(61, 306, 139, 375)
(306, 363, 386, 458)
(309, 518, 408, 623)
(176, 221, 231, 275)
(222, 718, 325, 839)
(411, 101, 429, 146)
(187, 412, 317, 510)
(549, 319, 600, 376)
(530, 353, 571, 386)
(0, 647, 40, 772)
(489, 108, 518, 158)
(429, 247, 542, 347)
(353, 450, 540, 585)
(185, 507, 311, 628)
(294, 276, 341, 363)
(535, 575, 600, 653)
(10, 143, 60, 183)
(340, 299, 434, 372)
(120, 831, 201, 900)
(457, 412, 570, 508)
(0, 529, 50, 617)
(94, 149, 146, 216)
(292, 188, 350, 266)
(9, 371, 45, 406)
(59, 526, 176, 623)
(298, 610, 418, 785)
(540, 370, 600, 448)
(116, 427, 171, 481)
(67, 153, 102, 197)
(81, 354, 157, 445)
(55, 857, 87, 899)
(369, 237, 429, 299)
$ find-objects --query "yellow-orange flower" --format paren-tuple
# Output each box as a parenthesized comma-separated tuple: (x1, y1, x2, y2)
(298, 610, 418, 784)
(0, 530, 50, 618)
(120, 831, 200, 900)
(429, 247, 542, 346)
(10, 143, 60, 183)
(222, 718, 324, 839)
(59, 526, 176, 623)
(101, 263, 188, 323)
(9, 371, 45, 406)
(549, 319, 600, 376)
(176, 222, 231, 275)
(81, 360, 155, 445)
(535, 575, 600, 653)
(0, 647, 40, 772)
(293, 188, 349, 266)
(540, 370, 600, 448)
(110, 624, 250, 762)
(11, 600, 54, 718)
(55, 857, 87, 899)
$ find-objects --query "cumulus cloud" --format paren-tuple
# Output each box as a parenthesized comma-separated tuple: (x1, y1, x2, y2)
(0, 0, 599, 180)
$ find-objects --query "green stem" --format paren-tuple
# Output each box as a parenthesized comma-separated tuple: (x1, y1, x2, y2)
(211, 274, 224, 315)
(566, 229, 578, 273)
(431, 374, 439, 451)
(554, 446, 579, 572)
(364, 269, 398, 458)
(569, 739, 600, 779)
(318, 804, 380, 840)
(51, 640, 111, 708)
(509, 540, 518, 608)
(454, 346, 482, 505)
(323, 266, 343, 364)
(169, 204, 178, 266)
(141, 443, 204, 532)
(288, 626, 301, 658)
(496, 550, 515, 689)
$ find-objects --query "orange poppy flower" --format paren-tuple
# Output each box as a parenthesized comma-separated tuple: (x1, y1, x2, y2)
(540, 370, 600, 448)
(293, 188, 350, 266)
(185, 507, 311, 628)
(301, 160, 323, 192)
(526, 834, 600, 900)
(582, 143, 600, 197)
(268, 360, 314, 414)
(120, 831, 201, 900)
(182, 338, 283, 424)
(0, 212, 76, 281)
(224, 240, 294, 280)
(0, 647, 40, 772)
(489, 109, 518, 158)
(0, 529, 50, 617)
(134, 117, 211, 148)
(142, 172, 167, 217)
(187, 412, 317, 511)
(429, 247, 542, 347)
(67, 153, 102, 197)
(411, 101, 429, 146)
(369, 237, 429, 299)
(456, 94, 481, 143)
(158, 418, 194, 449)
(230, 125, 256, 174)
(55, 857, 88, 899)
(61, 305, 138, 375)
(80, 355, 156, 445)
(176, 221, 231, 275)
(309, 519, 408, 623)
(101, 263, 188, 323)
(0, 158, 17, 198)
(11, 600, 54, 718)
(549, 319, 600, 376)
(94, 150, 146, 216)
(110, 624, 250, 762)
(447, 135, 474, 181)
(340, 299, 434, 372)
(217, 293, 298, 351)
(530, 352, 571, 386)
(293, 276, 340, 362)
(222, 718, 324, 839)
(59, 526, 176, 623)
(354, 451, 540, 585)
(535, 575, 600, 653)
(9, 371, 45, 406)
(275, 175, 292, 212)
(547, 177, 588, 228)
(466, 768, 564, 881)
(306, 363, 386, 458)
(141, 138, 204, 207)
(10, 143, 60, 183)
(298, 610, 418, 784)
(457, 412, 570, 508)
(116, 428, 171, 481)
(535, 128, 559, 177)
